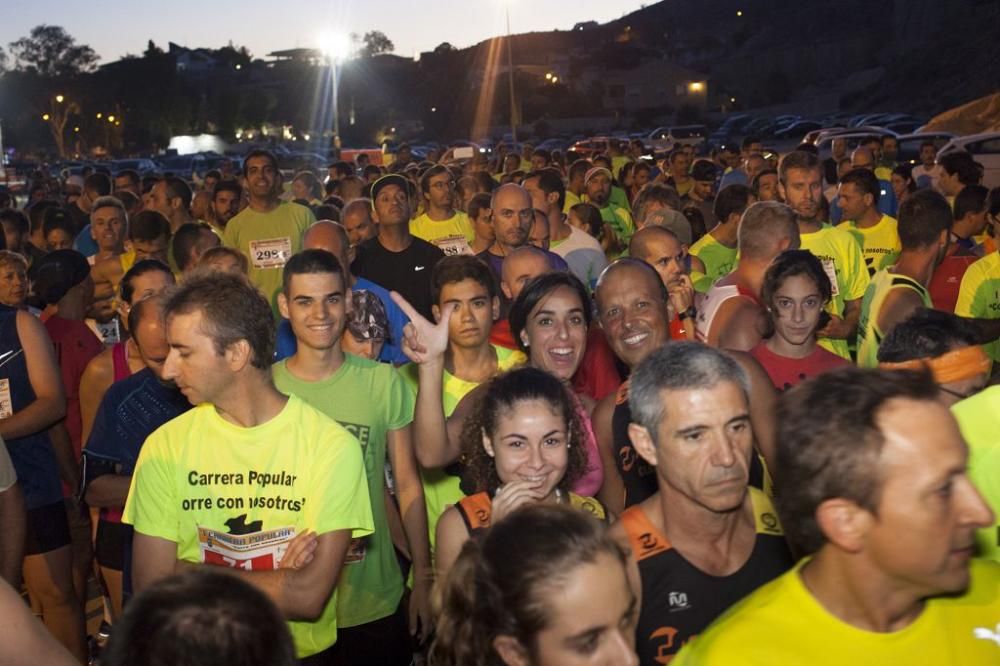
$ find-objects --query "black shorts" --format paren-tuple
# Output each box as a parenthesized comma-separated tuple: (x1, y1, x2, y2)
(95, 519, 127, 571)
(24, 500, 72, 556)
(299, 603, 412, 666)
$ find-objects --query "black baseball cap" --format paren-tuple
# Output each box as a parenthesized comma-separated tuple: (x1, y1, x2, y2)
(370, 174, 412, 208)
(32, 249, 90, 305)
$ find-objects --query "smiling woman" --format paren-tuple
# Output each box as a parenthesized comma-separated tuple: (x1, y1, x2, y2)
(432, 366, 604, 582)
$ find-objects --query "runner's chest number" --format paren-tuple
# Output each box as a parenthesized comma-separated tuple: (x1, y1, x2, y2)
(249, 237, 292, 269)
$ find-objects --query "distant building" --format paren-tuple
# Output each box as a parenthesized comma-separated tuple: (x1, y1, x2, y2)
(573, 21, 599, 31)
(169, 43, 221, 73)
(579, 58, 710, 113)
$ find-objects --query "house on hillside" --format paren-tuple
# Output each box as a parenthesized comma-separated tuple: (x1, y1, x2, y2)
(169, 43, 221, 74)
(579, 57, 710, 113)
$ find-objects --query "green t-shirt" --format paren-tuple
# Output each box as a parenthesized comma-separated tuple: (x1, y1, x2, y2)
(837, 214, 901, 276)
(400, 345, 526, 547)
(223, 202, 315, 313)
(856, 269, 932, 368)
(123, 396, 373, 657)
(273, 355, 413, 628)
(799, 224, 870, 360)
(955, 252, 1000, 361)
(952, 385, 1000, 562)
(689, 233, 737, 293)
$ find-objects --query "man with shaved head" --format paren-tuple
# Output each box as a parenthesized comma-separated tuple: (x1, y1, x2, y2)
(475, 183, 567, 316)
(696, 202, 800, 350)
(487, 245, 554, 349)
(629, 225, 697, 341)
(341, 199, 377, 249)
(275, 220, 410, 364)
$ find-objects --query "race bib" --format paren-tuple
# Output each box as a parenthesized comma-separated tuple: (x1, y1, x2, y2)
(0, 379, 12, 419)
(249, 237, 292, 269)
(821, 259, 840, 297)
(96, 318, 121, 346)
(197, 525, 294, 571)
(434, 235, 473, 256)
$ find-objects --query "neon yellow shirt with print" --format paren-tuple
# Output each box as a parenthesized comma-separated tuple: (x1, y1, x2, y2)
(955, 252, 1000, 361)
(400, 344, 526, 548)
(410, 210, 475, 256)
(688, 233, 737, 293)
(223, 201, 315, 313)
(673, 558, 1000, 666)
(856, 269, 932, 368)
(273, 355, 412, 629)
(123, 396, 373, 658)
(952, 385, 1000, 562)
(837, 214, 901, 276)
(798, 224, 870, 359)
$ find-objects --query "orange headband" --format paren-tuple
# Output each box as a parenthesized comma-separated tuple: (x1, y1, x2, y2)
(879, 345, 993, 384)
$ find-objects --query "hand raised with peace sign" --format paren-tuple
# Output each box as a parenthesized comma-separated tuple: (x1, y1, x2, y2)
(390, 291, 457, 365)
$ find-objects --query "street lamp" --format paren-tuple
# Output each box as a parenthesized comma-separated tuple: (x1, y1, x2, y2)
(504, 4, 518, 143)
(55, 94, 65, 103)
(321, 31, 351, 150)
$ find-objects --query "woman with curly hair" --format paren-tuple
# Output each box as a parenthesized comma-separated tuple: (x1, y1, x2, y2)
(434, 366, 606, 581)
(430, 503, 637, 666)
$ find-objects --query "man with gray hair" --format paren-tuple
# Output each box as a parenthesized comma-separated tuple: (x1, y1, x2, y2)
(695, 202, 800, 349)
(611, 341, 793, 664)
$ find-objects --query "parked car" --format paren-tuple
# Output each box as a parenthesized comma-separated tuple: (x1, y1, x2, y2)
(814, 130, 900, 161)
(773, 120, 824, 141)
(110, 158, 158, 176)
(895, 132, 955, 167)
(568, 136, 614, 157)
(647, 125, 707, 152)
(937, 132, 1000, 189)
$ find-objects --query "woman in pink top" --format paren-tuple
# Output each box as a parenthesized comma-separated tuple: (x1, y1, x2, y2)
(508, 272, 604, 496)
(750, 250, 849, 391)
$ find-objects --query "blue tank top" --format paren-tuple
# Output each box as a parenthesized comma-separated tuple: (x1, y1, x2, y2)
(0, 307, 62, 509)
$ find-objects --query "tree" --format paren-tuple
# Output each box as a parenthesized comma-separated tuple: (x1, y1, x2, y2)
(360, 31, 394, 58)
(0, 47, 7, 73)
(9, 25, 99, 77)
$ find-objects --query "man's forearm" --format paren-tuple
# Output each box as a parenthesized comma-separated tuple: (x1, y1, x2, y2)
(0, 396, 66, 441)
(0, 484, 25, 586)
(85, 474, 132, 508)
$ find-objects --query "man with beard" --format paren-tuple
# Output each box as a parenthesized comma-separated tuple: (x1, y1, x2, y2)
(779, 151, 869, 361)
(82, 295, 192, 615)
(584, 167, 634, 248)
(223, 150, 315, 313)
(209, 179, 242, 235)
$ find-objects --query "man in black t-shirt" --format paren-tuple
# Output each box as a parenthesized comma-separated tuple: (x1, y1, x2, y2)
(351, 174, 444, 320)
(611, 342, 793, 663)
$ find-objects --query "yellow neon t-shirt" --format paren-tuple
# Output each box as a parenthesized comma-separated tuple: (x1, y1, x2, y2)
(837, 214, 901, 276)
(123, 396, 373, 657)
(955, 252, 1000, 361)
(674, 558, 1000, 665)
(798, 224, 870, 359)
(564, 189, 583, 214)
(952, 385, 1000, 562)
(409, 211, 475, 256)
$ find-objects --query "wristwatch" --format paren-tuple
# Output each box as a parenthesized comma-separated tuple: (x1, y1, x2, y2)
(678, 306, 697, 321)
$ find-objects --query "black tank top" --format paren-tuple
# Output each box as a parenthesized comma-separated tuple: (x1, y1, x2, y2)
(622, 489, 793, 663)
